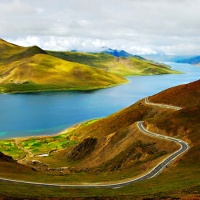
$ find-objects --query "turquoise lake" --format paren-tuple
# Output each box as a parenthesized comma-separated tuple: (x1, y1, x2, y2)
(0, 62, 199, 139)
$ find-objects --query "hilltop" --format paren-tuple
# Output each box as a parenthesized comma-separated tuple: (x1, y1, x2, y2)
(0, 39, 126, 93)
(0, 79, 199, 199)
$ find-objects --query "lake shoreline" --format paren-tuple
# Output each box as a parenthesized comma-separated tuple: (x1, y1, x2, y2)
(0, 62, 199, 139)
(0, 69, 182, 94)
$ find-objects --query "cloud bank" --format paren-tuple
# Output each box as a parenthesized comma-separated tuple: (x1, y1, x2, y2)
(1, 0, 200, 55)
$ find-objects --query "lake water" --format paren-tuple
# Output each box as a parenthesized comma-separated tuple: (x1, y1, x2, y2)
(0, 62, 199, 139)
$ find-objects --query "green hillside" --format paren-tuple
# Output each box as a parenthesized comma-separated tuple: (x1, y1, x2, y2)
(0, 39, 127, 93)
(49, 51, 180, 76)
(0, 38, 180, 93)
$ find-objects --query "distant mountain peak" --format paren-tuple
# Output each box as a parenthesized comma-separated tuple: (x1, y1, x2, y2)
(176, 55, 200, 65)
(101, 47, 145, 60)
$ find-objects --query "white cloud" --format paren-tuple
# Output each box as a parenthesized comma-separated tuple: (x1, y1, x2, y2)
(8, 36, 106, 52)
(9, 36, 42, 47)
(0, 0, 35, 14)
(2, 0, 200, 55)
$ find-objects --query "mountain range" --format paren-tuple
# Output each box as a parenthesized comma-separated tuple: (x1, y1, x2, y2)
(143, 54, 200, 65)
(176, 56, 200, 65)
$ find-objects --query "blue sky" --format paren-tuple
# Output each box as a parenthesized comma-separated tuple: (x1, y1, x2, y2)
(1, 0, 200, 55)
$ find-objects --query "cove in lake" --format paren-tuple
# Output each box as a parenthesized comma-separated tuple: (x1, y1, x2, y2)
(0, 62, 199, 139)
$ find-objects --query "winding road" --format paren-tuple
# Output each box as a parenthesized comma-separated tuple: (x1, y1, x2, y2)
(145, 97, 182, 110)
(0, 98, 189, 188)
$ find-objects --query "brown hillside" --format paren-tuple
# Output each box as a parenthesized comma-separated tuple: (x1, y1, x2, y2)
(42, 101, 179, 177)
(0, 152, 15, 163)
(0, 152, 38, 182)
(146, 80, 200, 164)
(69, 138, 97, 161)
(149, 79, 200, 107)
(0, 79, 199, 198)
(50, 80, 200, 178)
(147, 105, 200, 141)
(67, 101, 149, 140)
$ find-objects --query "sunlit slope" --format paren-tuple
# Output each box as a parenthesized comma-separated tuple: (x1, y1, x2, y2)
(49, 51, 180, 76)
(0, 39, 127, 93)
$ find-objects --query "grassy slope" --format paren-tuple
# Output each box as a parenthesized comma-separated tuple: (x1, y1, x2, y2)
(0, 81, 200, 199)
(48, 51, 180, 76)
(0, 39, 126, 93)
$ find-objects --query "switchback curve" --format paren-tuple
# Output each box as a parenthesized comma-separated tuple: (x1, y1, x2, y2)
(0, 121, 189, 189)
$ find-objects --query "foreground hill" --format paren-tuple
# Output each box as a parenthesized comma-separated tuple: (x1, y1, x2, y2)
(48, 51, 180, 76)
(0, 79, 199, 199)
(0, 39, 126, 93)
